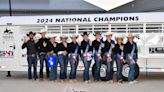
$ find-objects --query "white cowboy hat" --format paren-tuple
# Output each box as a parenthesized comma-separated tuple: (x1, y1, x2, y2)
(60, 35, 68, 39)
(115, 35, 123, 40)
(48, 34, 57, 38)
(40, 28, 47, 33)
(70, 34, 78, 38)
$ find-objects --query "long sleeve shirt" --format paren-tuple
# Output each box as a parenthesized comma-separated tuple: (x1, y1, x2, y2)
(22, 39, 37, 55)
(113, 43, 124, 55)
(67, 42, 81, 55)
(56, 42, 68, 52)
(102, 40, 115, 54)
(92, 40, 103, 52)
(48, 42, 58, 54)
(124, 41, 138, 59)
(80, 40, 93, 53)
(36, 38, 50, 53)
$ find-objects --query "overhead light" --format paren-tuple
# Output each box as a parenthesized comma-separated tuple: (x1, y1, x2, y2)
(84, 0, 134, 11)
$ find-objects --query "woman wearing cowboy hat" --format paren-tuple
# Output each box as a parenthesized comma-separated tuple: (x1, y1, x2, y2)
(102, 31, 115, 83)
(47, 35, 58, 82)
(124, 33, 138, 84)
(92, 31, 104, 81)
(56, 35, 68, 82)
(36, 29, 50, 80)
(67, 34, 81, 83)
(22, 31, 37, 80)
(80, 32, 93, 83)
(113, 35, 124, 83)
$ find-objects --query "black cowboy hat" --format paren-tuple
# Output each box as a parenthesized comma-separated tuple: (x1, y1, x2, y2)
(94, 31, 101, 36)
(81, 32, 89, 36)
(26, 31, 36, 36)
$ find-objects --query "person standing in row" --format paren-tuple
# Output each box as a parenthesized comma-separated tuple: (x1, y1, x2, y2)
(36, 29, 50, 80)
(114, 35, 124, 83)
(67, 34, 81, 82)
(81, 32, 93, 83)
(22, 31, 37, 80)
(57, 35, 68, 82)
(47, 35, 58, 82)
(102, 32, 115, 83)
(92, 32, 103, 81)
(124, 33, 138, 84)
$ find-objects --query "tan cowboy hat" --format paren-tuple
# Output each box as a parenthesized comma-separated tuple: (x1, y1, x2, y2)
(70, 34, 78, 38)
(127, 33, 135, 38)
(105, 31, 113, 36)
(94, 31, 101, 36)
(60, 35, 68, 39)
(48, 34, 57, 38)
(115, 35, 123, 41)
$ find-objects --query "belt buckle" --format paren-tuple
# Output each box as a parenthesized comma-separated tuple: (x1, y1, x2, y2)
(32, 54, 35, 57)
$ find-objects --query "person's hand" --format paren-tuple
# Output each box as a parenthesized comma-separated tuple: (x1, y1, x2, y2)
(120, 45, 124, 50)
(34, 38, 38, 43)
(24, 38, 29, 43)
(111, 44, 115, 48)
(102, 43, 105, 48)
(89, 40, 92, 46)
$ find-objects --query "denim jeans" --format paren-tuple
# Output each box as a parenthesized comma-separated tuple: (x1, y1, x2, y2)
(114, 54, 123, 81)
(27, 55, 37, 80)
(93, 53, 103, 81)
(58, 54, 68, 80)
(126, 54, 137, 82)
(102, 54, 113, 81)
(39, 53, 49, 79)
(81, 55, 91, 81)
(69, 55, 79, 79)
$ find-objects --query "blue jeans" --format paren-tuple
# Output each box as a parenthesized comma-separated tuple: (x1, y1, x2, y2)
(114, 54, 123, 81)
(94, 53, 102, 81)
(39, 54, 49, 79)
(27, 55, 37, 80)
(81, 55, 91, 81)
(58, 54, 68, 80)
(69, 55, 79, 79)
(126, 54, 137, 82)
(103, 54, 113, 81)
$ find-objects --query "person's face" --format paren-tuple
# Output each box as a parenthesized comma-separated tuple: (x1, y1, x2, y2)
(128, 37, 134, 42)
(50, 37, 56, 43)
(96, 34, 101, 40)
(117, 38, 123, 43)
(29, 34, 34, 39)
(83, 35, 88, 40)
(62, 37, 67, 42)
(72, 37, 77, 42)
(106, 35, 112, 40)
(41, 32, 46, 38)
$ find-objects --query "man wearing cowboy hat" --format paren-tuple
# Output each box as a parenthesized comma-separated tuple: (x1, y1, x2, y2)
(124, 33, 138, 84)
(36, 29, 50, 80)
(56, 35, 68, 82)
(80, 32, 93, 83)
(22, 31, 37, 80)
(113, 34, 124, 83)
(102, 31, 115, 83)
(92, 31, 104, 81)
(47, 34, 58, 81)
(67, 34, 80, 82)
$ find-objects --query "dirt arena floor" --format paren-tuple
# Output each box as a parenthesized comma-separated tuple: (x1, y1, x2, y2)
(0, 71, 164, 92)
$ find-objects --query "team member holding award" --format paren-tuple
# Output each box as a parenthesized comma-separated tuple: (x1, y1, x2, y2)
(67, 34, 81, 82)
(56, 35, 68, 82)
(81, 32, 93, 83)
(102, 32, 115, 83)
(114, 35, 124, 83)
(47, 34, 58, 82)
(124, 33, 138, 84)
(92, 32, 104, 81)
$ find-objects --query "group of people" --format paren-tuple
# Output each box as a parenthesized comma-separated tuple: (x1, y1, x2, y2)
(22, 30, 138, 85)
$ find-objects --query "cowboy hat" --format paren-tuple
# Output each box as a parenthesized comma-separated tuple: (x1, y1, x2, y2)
(105, 31, 113, 36)
(70, 34, 78, 38)
(60, 35, 68, 39)
(48, 34, 57, 38)
(26, 31, 36, 36)
(40, 28, 47, 33)
(94, 31, 101, 36)
(81, 32, 89, 36)
(115, 35, 123, 41)
(127, 33, 135, 38)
